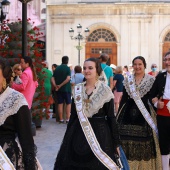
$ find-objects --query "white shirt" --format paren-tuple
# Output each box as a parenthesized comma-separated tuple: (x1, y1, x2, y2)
(163, 72, 170, 100)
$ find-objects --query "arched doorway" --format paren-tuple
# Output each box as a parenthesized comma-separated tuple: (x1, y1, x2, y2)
(85, 28, 117, 65)
(163, 31, 170, 68)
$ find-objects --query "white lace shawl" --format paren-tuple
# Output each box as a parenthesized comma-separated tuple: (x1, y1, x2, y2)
(0, 87, 28, 126)
(74, 81, 114, 118)
(123, 74, 155, 98)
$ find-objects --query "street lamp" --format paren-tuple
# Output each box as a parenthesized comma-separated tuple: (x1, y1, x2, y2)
(18, 0, 32, 58)
(69, 24, 90, 65)
(0, 0, 10, 23)
(0, 0, 10, 45)
(19, 0, 35, 136)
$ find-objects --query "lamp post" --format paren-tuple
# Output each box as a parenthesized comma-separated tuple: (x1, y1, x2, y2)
(18, 0, 32, 57)
(0, 0, 10, 23)
(69, 24, 89, 65)
(19, 0, 36, 136)
(0, 0, 10, 45)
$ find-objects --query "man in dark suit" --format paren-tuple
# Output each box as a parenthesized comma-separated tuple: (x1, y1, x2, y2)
(150, 51, 170, 170)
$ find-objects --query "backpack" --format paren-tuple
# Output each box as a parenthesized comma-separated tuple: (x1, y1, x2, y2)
(99, 66, 108, 85)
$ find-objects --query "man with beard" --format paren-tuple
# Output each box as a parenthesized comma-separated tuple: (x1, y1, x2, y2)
(150, 51, 170, 170)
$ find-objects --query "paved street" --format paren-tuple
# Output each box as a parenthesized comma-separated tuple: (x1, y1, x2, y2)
(33, 117, 67, 170)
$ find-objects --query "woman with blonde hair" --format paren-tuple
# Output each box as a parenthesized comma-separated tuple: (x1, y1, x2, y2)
(12, 56, 38, 109)
(113, 66, 124, 114)
(13, 63, 22, 84)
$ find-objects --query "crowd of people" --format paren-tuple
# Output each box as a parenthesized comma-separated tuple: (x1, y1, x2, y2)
(0, 52, 170, 170)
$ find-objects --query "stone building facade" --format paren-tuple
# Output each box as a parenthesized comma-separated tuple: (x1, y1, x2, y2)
(46, 0, 170, 71)
(5, 0, 46, 41)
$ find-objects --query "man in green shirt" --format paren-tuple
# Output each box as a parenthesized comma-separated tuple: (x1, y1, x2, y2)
(51, 56, 71, 123)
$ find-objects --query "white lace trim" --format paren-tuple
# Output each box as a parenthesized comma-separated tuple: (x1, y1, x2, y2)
(123, 74, 155, 98)
(80, 81, 114, 118)
(0, 87, 28, 126)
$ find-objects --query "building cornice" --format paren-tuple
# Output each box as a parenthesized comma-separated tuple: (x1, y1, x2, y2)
(47, 2, 170, 7)
(127, 14, 152, 22)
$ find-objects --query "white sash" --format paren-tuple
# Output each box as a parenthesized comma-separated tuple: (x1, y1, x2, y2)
(74, 84, 119, 170)
(0, 146, 16, 170)
(127, 75, 158, 136)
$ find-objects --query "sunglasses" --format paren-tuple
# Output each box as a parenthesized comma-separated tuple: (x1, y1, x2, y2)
(152, 66, 157, 68)
(17, 68, 22, 71)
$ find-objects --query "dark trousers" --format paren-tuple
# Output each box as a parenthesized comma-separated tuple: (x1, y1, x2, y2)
(52, 90, 59, 121)
(157, 115, 170, 155)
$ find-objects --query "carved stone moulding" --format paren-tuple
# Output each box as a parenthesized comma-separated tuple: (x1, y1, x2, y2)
(127, 15, 152, 23)
(51, 15, 74, 23)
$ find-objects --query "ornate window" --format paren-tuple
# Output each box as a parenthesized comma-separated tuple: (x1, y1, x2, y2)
(91, 48, 112, 54)
(164, 32, 170, 42)
(88, 29, 116, 42)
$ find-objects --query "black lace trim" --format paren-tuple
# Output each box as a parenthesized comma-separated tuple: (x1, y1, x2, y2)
(23, 145, 38, 170)
(119, 124, 152, 137)
(0, 138, 38, 170)
(121, 138, 156, 161)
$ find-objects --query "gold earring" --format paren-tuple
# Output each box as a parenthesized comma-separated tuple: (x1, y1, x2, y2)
(2, 79, 7, 89)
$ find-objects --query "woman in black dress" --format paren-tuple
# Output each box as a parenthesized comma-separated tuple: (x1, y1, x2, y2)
(54, 58, 121, 170)
(0, 59, 38, 170)
(117, 56, 162, 170)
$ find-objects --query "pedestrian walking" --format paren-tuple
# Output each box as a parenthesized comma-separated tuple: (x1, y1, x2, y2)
(117, 56, 162, 170)
(51, 56, 71, 123)
(99, 53, 114, 90)
(54, 58, 127, 170)
(12, 56, 38, 109)
(0, 59, 39, 170)
(113, 66, 124, 114)
(150, 51, 170, 170)
(148, 63, 159, 77)
(70, 65, 84, 86)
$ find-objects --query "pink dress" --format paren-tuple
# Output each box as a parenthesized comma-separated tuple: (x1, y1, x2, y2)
(12, 67, 38, 109)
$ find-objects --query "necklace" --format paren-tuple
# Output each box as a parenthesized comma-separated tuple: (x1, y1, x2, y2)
(135, 74, 145, 84)
(83, 84, 95, 111)
(84, 92, 93, 111)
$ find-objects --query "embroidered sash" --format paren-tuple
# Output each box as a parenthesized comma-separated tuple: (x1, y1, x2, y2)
(0, 146, 16, 170)
(74, 84, 119, 170)
(127, 75, 158, 136)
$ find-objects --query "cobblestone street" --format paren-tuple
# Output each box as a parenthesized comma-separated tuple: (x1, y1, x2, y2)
(34, 117, 67, 170)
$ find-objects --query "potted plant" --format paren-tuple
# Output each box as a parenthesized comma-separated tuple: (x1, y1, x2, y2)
(0, 18, 48, 127)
